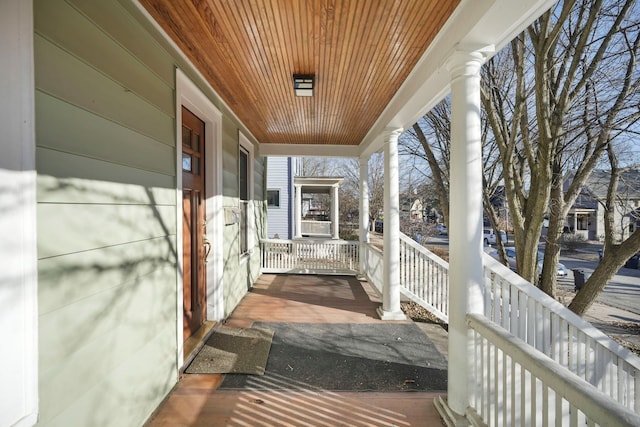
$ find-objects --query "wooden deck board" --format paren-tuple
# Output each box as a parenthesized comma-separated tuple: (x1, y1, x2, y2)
(146, 275, 446, 426)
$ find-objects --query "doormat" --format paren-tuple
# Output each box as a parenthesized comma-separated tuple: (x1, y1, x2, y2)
(219, 322, 447, 391)
(186, 326, 274, 374)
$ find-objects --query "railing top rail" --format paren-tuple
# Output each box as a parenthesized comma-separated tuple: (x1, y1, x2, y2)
(399, 232, 449, 269)
(483, 252, 640, 368)
(261, 238, 358, 245)
(468, 313, 640, 427)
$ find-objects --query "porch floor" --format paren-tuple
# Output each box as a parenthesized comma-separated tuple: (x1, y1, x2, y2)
(146, 274, 447, 427)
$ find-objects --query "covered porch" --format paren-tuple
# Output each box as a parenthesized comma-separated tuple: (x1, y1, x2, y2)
(147, 274, 448, 426)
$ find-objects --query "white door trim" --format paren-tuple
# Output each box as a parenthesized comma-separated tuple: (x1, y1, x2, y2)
(175, 69, 223, 368)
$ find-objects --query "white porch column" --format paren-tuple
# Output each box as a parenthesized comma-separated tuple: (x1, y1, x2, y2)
(359, 155, 370, 274)
(442, 49, 490, 420)
(332, 184, 340, 239)
(0, 1, 39, 425)
(377, 128, 406, 320)
(294, 184, 302, 238)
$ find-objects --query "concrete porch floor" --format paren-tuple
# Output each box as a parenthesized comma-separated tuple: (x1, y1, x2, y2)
(146, 274, 448, 426)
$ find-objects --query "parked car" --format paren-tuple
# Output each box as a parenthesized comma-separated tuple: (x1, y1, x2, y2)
(435, 224, 448, 235)
(490, 247, 567, 277)
(484, 228, 507, 245)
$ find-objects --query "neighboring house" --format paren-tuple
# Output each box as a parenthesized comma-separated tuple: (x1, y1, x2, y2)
(266, 157, 344, 240)
(266, 157, 297, 239)
(410, 198, 424, 221)
(566, 170, 640, 241)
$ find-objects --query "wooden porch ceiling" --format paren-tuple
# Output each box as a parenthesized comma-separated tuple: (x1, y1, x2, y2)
(140, 0, 460, 146)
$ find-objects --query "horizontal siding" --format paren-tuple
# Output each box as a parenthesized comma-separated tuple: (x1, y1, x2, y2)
(222, 117, 240, 197)
(266, 157, 291, 239)
(34, 0, 179, 426)
(70, 0, 175, 86)
(37, 203, 176, 259)
(35, 0, 174, 117)
(36, 91, 175, 176)
(38, 237, 177, 315)
(37, 148, 175, 206)
(34, 34, 174, 147)
(42, 323, 177, 427)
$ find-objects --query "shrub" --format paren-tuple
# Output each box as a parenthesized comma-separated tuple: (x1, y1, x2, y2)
(560, 233, 587, 252)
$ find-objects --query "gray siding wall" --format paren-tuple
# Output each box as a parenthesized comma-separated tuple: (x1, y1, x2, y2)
(34, 0, 264, 425)
(266, 157, 292, 239)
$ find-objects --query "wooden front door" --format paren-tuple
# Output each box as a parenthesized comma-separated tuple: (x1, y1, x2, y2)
(182, 106, 208, 340)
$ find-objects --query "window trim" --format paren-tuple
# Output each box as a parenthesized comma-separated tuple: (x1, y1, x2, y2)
(267, 188, 281, 208)
(239, 132, 254, 257)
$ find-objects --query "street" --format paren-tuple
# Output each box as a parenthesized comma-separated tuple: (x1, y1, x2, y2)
(423, 234, 640, 316)
(558, 255, 640, 316)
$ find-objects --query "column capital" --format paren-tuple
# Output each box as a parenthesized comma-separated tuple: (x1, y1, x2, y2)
(445, 45, 494, 79)
(383, 127, 403, 144)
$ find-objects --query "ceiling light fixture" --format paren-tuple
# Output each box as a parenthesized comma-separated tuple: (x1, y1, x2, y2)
(293, 74, 314, 97)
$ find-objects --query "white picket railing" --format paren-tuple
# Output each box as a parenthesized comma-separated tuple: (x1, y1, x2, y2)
(481, 253, 640, 416)
(361, 242, 384, 295)
(260, 239, 359, 274)
(467, 313, 640, 427)
(399, 232, 449, 322)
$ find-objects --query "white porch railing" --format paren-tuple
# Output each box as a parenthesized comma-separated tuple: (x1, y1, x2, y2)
(260, 239, 359, 274)
(300, 220, 332, 236)
(399, 232, 449, 322)
(482, 254, 640, 414)
(467, 313, 640, 427)
(361, 242, 384, 296)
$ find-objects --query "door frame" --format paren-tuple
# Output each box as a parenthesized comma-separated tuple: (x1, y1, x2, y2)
(176, 69, 223, 367)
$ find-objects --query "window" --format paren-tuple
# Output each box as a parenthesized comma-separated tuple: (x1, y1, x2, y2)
(267, 189, 280, 207)
(577, 213, 589, 231)
(238, 133, 254, 256)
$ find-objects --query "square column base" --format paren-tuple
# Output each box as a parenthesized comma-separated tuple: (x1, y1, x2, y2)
(434, 396, 470, 427)
(376, 306, 407, 321)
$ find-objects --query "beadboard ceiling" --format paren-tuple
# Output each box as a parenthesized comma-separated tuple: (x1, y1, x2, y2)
(140, 0, 460, 146)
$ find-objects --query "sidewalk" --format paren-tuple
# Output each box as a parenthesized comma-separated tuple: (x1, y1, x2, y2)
(583, 299, 640, 353)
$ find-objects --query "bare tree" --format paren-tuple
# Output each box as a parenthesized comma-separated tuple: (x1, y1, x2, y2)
(481, 0, 640, 300)
(336, 154, 385, 232)
(403, 0, 640, 314)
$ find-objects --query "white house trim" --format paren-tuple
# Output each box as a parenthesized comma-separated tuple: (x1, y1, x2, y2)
(239, 131, 256, 259)
(259, 143, 360, 158)
(443, 48, 490, 420)
(0, 1, 38, 425)
(176, 69, 224, 368)
(359, 155, 370, 274)
(377, 129, 406, 321)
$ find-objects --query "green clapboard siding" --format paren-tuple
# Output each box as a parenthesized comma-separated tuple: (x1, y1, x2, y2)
(34, 0, 179, 425)
(35, 0, 174, 117)
(35, 34, 174, 147)
(37, 148, 175, 206)
(38, 236, 177, 315)
(70, 0, 175, 86)
(37, 203, 176, 259)
(36, 91, 175, 176)
(33, 0, 267, 425)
